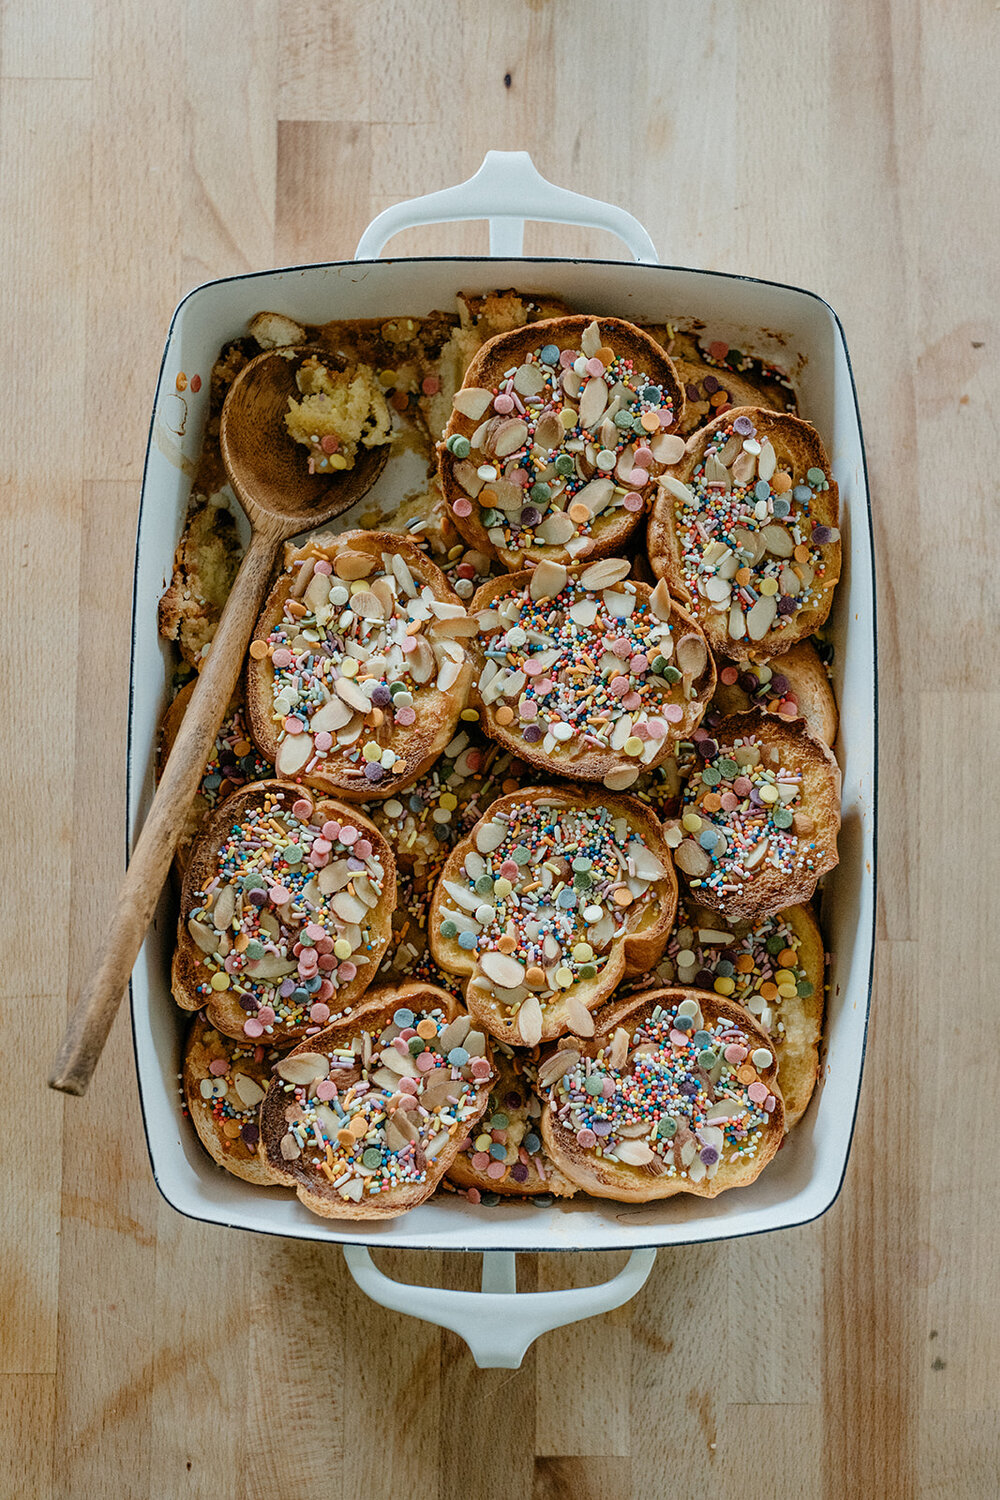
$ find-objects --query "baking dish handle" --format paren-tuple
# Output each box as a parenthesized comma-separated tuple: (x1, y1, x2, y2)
(342, 1244, 656, 1368)
(354, 150, 658, 263)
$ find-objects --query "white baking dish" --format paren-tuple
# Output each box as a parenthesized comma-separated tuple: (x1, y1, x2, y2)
(128, 153, 876, 1365)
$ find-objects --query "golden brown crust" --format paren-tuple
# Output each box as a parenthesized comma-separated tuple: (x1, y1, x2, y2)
(711, 639, 838, 747)
(539, 986, 785, 1202)
(429, 787, 678, 1045)
(469, 559, 715, 788)
(444, 1045, 577, 1199)
(244, 530, 474, 803)
(182, 1014, 284, 1186)
(668, 357, 784, 436)
(647, 407, 841, 662)
(172, 780, 395, 1044)
(257, 983, 494, 1219)
(667, 710, 840, 923)
(438, 316, 685, 570)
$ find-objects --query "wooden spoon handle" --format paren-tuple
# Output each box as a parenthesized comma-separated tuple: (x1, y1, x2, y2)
(49, 524, 284, 1096)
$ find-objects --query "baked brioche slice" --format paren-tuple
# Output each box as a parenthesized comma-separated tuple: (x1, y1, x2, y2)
(258, 983, 494, 1220)
(470, 557, 714, 790)
(429, 787, 677, 1046)
(438, 315, 685, 571)
(446, 1042, 577, 1199)
(666, 710, 840, 922)
(182, 1013, 285, 1186)
(648, 408, 841, 661)
(157, 679, 273, 875)
(539, 987, 784, 1202)
(622, 895, 825, 1129)
(711, 638, 838, 747)
(172, 781, 395, 1045)
(244, 530, 474, 802)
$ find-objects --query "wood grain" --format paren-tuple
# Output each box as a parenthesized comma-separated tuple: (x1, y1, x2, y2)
(2, 0, 996, 1494)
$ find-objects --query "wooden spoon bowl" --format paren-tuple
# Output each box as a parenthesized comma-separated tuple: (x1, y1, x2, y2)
(220, 343, 389, 530)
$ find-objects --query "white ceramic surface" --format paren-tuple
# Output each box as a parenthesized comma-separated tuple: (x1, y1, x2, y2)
(129, 159, 875, 1279)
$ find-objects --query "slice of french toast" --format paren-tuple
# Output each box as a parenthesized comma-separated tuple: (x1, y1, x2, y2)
(429, 786, 677, 1046)
(257, 983, 494, 1219)
(539, 986, 785, 1201)
(438, 316, 685, 570)
(244, 530, 475, 802)
(648, 408, 841, 661)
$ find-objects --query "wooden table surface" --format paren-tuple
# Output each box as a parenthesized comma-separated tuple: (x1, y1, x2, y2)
(3, 2, 996, 1496)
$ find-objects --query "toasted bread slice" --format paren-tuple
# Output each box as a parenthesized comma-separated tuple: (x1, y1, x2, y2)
(157, 679, 273, 876)
(622, 896, 825, 1129)
(368, 724, 540, 879)
(182, 1014, 286, 1185)
(648, 408, 841, 661)
(539, 987, 784, 1201)
(446, 1043, 577, 1199)
(172, 781, 396, 1045)
(438, 316, 685, 571)
(429, 787, 677, 1046)
(470, 557, 715, 789)
(665, 710, 840, 922)
(711, 638, 838, 746)
(244, 530, 475, 802)
(257, 983, 494, 1219)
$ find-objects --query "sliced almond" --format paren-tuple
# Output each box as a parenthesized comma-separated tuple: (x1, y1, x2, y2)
(318, 860, 352, 895)
(332, 550, 373, 582)
(279, 1132, 301, 1160)
(564, 996, 595, 1037)
(493, 419, 529, 458)
(276, 1053, 330, 1086)
(475, 820, 506, 854)
(745, 837, 770, 870)
(536, 1048, 581, 1088)
(311, 697, 354, 733)
(536, 511, 577, 545)
(579, 376, 609, 430)
(675, 633, 708, 678)
(757, 437, 776, 481)
(580, 321, 602, 357)
(649, 578, 673, 622)
(746, 594, 778, 640)
(728, 601, 747, 640)
(335, 677, 371, 714)
(231, 1074, 265, 1110)
(616, 1139, 655, 1166)
(276, 732, 314, 776)
(332, 891, 367, 924)
(350, 589, 384, 621)
(452, 387, 494, 420)
(731, 450, 756, 486)
(651, 432, 686, 465)
(580, 556, 630, 590)
(533, 411, 563, 452)
(303, 571, 332, 613)
(603, 766, 639, 791)
(674, 839, 712, 877)
(761, 524, 793, 558)
(574, 476, 615, 518)
(529, 560, 568, 601)
(513, 362, 545, 397)
(453, 460, 485, 497)
(517, 994, 544, 1047)
(480, 950, 527, 989)
(246, 954, 297, 980)
(187, 918, 220, 955)
(609, 1026, 630, 1071)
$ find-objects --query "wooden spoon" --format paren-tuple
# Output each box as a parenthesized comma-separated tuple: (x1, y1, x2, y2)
(49, 345, 389, 1095)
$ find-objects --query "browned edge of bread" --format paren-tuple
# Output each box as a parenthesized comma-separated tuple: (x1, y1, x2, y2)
(711, 638, 838, 747)
(182, 1013, 283, 1186)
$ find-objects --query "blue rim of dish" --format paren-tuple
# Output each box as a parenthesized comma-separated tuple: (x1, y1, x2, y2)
(126, 254, 877, 1254)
